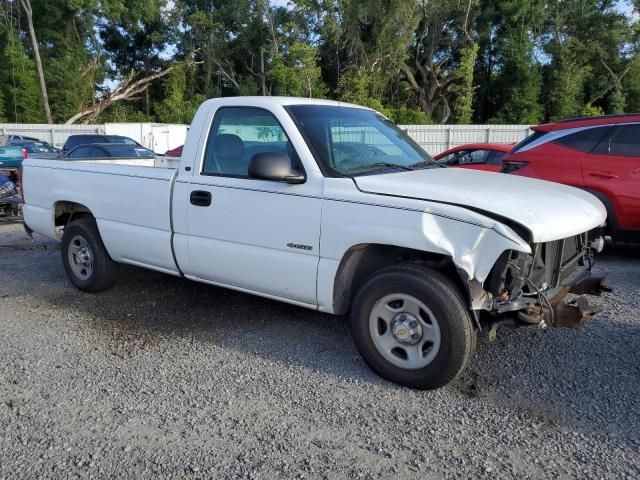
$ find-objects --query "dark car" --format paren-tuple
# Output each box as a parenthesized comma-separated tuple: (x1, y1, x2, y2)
(501, 113, 640, 242)
(0, 173, 19, 216)
(3, 134, 42, 144)
(7, 137, 56, 148)
(63, 134, 145, 152)
(62, 143, 156, 160)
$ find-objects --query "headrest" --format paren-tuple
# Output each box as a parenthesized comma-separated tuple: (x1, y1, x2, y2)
(213, 134, 244, 159)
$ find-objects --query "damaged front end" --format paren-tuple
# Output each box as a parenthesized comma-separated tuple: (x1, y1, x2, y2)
(484, 233, 611, 330)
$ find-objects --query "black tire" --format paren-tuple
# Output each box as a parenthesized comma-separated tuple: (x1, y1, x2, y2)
(351, 264, 476, 390)
(61, 217, 117, 292)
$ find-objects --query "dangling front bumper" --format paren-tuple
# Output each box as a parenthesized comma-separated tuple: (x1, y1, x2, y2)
(515, 274, 612, 328)
(486, 234, 612, 329)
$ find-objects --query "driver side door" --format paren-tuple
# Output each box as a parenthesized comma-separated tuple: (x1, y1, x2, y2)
(182, 106, 323, 306)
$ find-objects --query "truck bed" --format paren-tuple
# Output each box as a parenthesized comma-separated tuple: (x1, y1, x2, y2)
(22, 157, 181, 275)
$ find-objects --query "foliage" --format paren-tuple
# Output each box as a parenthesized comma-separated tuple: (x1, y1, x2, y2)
(0, 87, 5, 122)
(0, 0, 638, 125)
(625, 55, 640, 112)
(390, 107, 434, 125)
(451, 42, 478, 124)
(0, 24, 44, 122)
(269, 41, 326, 98)
(99, 103, 156, 123)
(155, 65, 204, 123)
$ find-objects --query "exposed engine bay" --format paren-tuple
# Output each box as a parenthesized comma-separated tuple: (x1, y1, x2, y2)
(485, 233, 611, 330)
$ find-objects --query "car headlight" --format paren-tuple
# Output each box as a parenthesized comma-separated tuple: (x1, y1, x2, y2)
(0, 181, 16, 199)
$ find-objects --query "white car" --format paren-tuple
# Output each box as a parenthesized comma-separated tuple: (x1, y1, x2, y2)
(21, 97, 610, 389)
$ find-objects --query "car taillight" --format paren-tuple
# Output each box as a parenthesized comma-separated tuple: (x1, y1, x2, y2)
(501, 161, 528, 173)
(22, 147, 27, 159)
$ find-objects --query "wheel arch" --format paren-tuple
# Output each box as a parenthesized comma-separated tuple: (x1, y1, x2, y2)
(53, 200, 95, 229)
(583, 188, 618, 234)
(331, 243, 474, 319)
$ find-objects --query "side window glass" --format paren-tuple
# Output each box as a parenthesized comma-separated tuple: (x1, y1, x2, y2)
(69, 147, 89, 158)
(88, 146, 107, 157)
(596, 125, 640, 156)
(459, 150, 488, 165)
(557, 126, 613, 152)
(486, 151, 506, 165)
(438, 152, 459, 165)
(203, 107, 297, 177)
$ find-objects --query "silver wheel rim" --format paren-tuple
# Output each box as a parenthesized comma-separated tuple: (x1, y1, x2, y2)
(369, 293, 442, 370)
(67, 235, 93, 281)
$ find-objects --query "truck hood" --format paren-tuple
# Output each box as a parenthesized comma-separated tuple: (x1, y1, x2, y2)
(353, 168, 606, 243)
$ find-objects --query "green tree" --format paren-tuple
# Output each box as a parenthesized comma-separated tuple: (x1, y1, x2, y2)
(0, 85, 6, 122)
(625, 55, 640, 112)
(23, 0, 102, 122)
(98, 0, 177, 117)
(269, 42, 326, 97)
(451, 42, 479, 123)
(490, 33, 543, 124)
(341, 0, 419, 99)
(542, 0, 636, 119)
(0, 25, 44, 122)
(155, 64, 204, 123)
(398, 1, 480, 123)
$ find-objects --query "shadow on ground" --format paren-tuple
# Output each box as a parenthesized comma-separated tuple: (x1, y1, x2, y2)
(37, 255, 639, 442)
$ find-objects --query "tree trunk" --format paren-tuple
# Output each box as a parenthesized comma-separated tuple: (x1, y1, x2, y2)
(260, 48, 267, 96)
(66, 61, 201, 124)
(144, 55, 151, 115)
(19, 0, 52, 123)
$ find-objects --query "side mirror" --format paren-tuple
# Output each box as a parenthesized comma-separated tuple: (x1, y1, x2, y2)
(248, 152, 305, 184)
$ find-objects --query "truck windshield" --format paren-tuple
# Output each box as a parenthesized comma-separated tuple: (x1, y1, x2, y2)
(287, 105, 438, 176)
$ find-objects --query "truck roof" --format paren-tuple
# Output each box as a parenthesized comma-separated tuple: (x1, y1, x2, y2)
(202, 96, 373, 111)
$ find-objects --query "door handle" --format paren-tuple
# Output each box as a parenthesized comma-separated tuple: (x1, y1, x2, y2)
(190, 190, 212, 207)
(587, 171, 618, 179)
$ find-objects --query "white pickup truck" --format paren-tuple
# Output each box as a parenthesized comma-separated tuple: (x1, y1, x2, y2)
(22, 97, 610, 389)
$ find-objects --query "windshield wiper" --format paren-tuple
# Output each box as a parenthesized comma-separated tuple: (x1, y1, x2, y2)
(409, 159, 446, 169)
(353, 161, 415, 172)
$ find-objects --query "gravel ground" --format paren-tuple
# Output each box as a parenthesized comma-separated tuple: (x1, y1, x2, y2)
(0, 219, 638, 479)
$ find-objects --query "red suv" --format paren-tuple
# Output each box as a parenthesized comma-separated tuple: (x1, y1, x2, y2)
(501, 114, 640, 242)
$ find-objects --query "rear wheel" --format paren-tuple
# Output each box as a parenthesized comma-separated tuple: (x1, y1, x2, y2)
(351, 264, 476, 390)
(61, 217, 116, 292)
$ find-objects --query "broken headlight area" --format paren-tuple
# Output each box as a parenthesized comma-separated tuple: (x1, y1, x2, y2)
(484, 234, 611, 329)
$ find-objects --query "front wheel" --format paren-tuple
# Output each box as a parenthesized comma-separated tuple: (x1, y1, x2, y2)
(61, 217, 116, 292)
(351, 264, 476, 390)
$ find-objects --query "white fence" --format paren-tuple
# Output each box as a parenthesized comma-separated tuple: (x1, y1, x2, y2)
(0, 122, 187, 153)
(0, 122, 533, 156)
(0, 123, 104, 149)
(401, 124, 532, 155)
